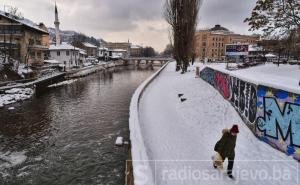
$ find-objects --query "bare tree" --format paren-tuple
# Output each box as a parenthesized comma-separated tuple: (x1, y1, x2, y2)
(245, 0, 300, 36)
(164, 0, 201, 73)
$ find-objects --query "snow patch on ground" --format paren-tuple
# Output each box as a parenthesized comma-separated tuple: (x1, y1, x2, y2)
(48, 79, 78, 88)
(0, 88, 34, 107)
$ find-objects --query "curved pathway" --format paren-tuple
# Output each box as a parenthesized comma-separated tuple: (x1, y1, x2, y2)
(139, 62, 298, 185)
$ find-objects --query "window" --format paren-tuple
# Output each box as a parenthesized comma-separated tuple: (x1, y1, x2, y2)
(37, 52, 41, 59)
(202, 42, 206, 47)
(30, 51, 35, 59)
(57, 51, 60, 56)
(212, 43, 214, 47)
(29, 39, 34, 45)
(66, 51, 70, 56)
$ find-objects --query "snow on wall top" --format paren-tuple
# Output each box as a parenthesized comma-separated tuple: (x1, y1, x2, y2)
(205, 63, 300, 94)
(129, 62, 169, 185)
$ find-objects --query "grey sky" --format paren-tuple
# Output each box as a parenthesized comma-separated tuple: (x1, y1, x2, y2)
(2, 0, 257, 52)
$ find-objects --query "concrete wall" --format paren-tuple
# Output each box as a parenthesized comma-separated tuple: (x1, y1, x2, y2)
(200, 67, 300, 161)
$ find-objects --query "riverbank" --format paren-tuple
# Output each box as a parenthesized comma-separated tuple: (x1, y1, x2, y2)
(131, 62, 298, 185)
(0, 61, 134, 108)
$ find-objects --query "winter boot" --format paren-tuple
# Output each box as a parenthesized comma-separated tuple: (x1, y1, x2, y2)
(227, 172, 234, 179)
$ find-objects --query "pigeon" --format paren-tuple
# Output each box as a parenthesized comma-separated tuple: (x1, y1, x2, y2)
(178, 94, 184, 98)
(181, 98, 187, 102)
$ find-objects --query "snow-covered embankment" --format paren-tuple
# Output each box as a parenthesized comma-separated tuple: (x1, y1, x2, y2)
(129, 62, 170, 185)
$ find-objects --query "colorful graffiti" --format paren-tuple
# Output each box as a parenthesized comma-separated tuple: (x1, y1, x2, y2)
(256, 86, 300, 152)
(230, 77, 257, 124)
(214, 72, 230, 99)
(200, 68, 215, 87)
(200, 67, 300, 160)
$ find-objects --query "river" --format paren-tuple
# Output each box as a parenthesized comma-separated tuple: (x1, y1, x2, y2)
(0, 65, 158, 185)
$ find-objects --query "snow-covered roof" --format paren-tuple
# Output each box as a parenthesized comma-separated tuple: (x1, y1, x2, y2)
(79, 49, 87, 55)
(49, 43, 81, 51)
(131, 45, 142, 49)
(99, 47, 108, 50)
(110, 49, 127, 52)
(249, 45, 263, 52)
(83, 42, 97, 48)
(0, 10, 48, 34)
(265, 53, 277, 58)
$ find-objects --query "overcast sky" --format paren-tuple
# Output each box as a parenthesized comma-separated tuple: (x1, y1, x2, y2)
(2, 0, 257, 52)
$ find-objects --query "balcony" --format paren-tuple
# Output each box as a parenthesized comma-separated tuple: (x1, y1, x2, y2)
(0, 24, 23, 36)
(28, 44, 49, 50)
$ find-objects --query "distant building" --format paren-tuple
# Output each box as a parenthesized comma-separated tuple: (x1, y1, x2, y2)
(107, 49, 128, 60)
(98, 47, 108, 60)
(49, 42, 86, 69)
(103, 42, 130, 57)
(0, 11, 49, 65)
(82, 42, 97, 57)
(194, 24, 260, 61)
(130, 45, 142, 57)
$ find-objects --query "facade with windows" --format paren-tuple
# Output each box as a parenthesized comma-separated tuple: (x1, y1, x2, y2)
(194, 25, 260, 61)
(103, 42, 131, 57)
(130, 45, 142, 57)
(49, 43, 86, 70)
(0, 10, 49, 65)
(81, 42, 97, 57)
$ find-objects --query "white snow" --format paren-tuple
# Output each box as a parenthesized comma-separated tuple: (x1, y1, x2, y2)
(133, 62, 299, 185)
(48, 79, 78, 88)
(8, 107, 15, 110)
(83, 42, 97, 48)
(115, 137, 124, 146)
(129, 62, 170, 185)
(18, 64, 33, 77)
(0, 88, 34, 106)
(205, 63, 300, 94)
(49, 42, 81, 51)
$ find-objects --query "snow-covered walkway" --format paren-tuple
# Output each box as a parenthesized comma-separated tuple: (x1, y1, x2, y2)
(138, 62, 299, 185)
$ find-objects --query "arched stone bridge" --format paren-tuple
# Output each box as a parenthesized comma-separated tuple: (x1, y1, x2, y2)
(122, 57, 173, 66)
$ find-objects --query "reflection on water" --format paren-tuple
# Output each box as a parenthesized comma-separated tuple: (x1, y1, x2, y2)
(0, 66, 158, 185)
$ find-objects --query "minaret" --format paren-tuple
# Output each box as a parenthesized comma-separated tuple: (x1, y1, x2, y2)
(54, 2, 61, 45)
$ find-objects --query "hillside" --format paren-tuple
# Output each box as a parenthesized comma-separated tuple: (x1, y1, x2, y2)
(48, 27, 106, 46)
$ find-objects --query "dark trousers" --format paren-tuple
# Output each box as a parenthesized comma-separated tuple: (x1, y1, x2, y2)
(227, 157, 234, 174)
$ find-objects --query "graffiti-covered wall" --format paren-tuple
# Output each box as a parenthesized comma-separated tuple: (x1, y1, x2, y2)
(200, 67, 300, 161)
(229, 77, 257, 128)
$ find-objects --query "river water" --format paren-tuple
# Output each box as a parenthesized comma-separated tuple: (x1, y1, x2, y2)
(0, 66, 158, 185)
